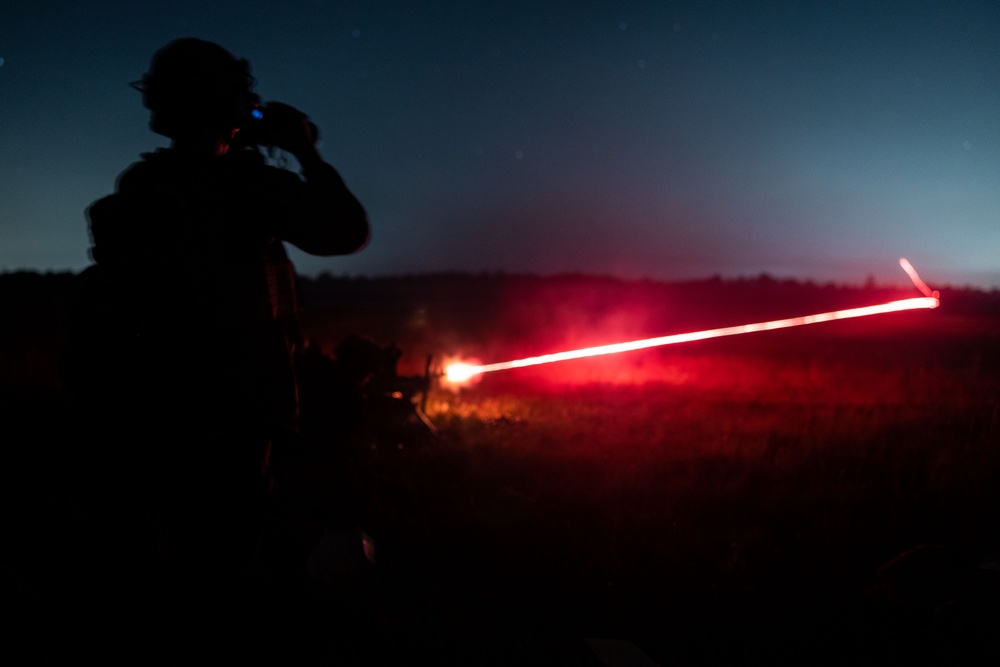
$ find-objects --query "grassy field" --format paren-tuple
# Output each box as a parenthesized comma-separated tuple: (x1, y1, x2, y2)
(303, 284, 1000, 664)
(4, 272, 999, 663)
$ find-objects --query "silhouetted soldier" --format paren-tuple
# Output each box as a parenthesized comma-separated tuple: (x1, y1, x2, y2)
(78, 38, 368, 646)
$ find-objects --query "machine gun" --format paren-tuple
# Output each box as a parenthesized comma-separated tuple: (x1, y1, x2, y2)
(296, 336, 438, 451)
(362, 342, 437, 450)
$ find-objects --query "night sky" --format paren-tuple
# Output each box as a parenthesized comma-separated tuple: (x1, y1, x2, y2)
(2, 1, 998, 287)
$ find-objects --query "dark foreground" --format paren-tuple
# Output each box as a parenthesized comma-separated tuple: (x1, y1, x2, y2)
(4, 272, 1000, 664)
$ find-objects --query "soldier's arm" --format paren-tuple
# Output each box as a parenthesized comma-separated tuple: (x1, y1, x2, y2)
(258, 103, 370, 256)
(283, 158, 369, 256)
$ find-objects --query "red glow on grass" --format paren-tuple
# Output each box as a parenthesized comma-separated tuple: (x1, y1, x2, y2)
(442, 260, 939, 384)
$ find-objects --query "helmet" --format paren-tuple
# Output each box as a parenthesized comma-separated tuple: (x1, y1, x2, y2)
(133, 38, 258, 139)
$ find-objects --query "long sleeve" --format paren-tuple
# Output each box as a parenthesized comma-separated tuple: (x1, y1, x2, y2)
(260, 159, 369, 257)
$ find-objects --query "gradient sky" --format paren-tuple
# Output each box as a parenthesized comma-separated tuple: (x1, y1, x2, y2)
(2, 1, 998, 287)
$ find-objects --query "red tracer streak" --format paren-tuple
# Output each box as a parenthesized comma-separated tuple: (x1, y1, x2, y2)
(445, 260, 939, 383)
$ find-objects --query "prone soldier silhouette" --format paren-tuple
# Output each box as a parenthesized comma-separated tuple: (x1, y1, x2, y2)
(78, 38, 368, 632)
